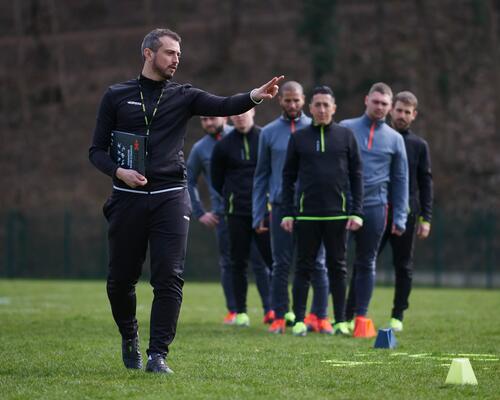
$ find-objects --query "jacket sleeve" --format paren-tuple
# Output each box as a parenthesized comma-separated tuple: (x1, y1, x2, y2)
(252, 130, 271, 228)
(281, 134, 299, 218)
(189, 89, 256, 117)
(391, 135, 410, 231)
(186, 144, 206, 220)
(347, 129, 364, 218)
(88, 88, 119, 177)
(417, 139, 433, 223)
(210, 141, 226, 197)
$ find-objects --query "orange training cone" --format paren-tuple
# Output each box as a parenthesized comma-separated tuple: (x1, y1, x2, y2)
(353, 316, 377, 338)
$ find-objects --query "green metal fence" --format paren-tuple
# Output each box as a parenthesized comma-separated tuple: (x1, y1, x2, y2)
(1, 209, 498, 288)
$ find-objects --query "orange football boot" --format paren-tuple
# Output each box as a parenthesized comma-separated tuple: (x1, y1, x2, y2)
(304, 313, 319, 332)
(263, 310, 275, 324)
(268, 318, 286, 334)
(223, 311, 237, 325)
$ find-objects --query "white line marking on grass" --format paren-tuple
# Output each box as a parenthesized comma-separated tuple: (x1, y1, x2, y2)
(321, 360, 383, 366)
(322, 352, 499, 370)
(454, 353, 498, 357)
(408, 353, 432, 358)
(0, 297, 11, 305)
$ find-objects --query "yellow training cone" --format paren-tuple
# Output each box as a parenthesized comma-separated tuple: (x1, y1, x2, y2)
(445, 358, 478, 385)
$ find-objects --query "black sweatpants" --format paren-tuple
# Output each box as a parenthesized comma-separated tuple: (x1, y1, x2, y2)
(103, 187, 191, 358)
(226, 214, 273, 313)
(378, 212, 417, 321)
(293, 220, 348, 323)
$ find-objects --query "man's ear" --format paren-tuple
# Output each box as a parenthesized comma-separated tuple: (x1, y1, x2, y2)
(143, 48, 154, 61)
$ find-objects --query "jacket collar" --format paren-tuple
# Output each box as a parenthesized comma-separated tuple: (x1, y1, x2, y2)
(361, 113, 385, 128)
(234, 125, 255, 136)
(280, 112, 304, 123)
(138, 74, 167, 89)
(206, 126, 225, 141)
(311, 120, 333, 129)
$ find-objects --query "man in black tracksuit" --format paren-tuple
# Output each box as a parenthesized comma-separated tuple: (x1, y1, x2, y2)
(89, 28, 283, 373)
(281, 86, 364, 336)
(380, 91, 433, 332)
(211, 109, 273, 327)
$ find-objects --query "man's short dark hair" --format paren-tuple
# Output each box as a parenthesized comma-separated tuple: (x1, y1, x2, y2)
(368, 82, 393, 98)
(279, 81, 304, 96)
(394, 91, 418, 109)
(141, 28, 181, 59)
(311, 85, 335, 100)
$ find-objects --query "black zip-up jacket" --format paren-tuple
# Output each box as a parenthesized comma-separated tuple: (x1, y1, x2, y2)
(282, 122, 363, 219)
(211, 126, 261, 217)
(89, 75, 257, 191)
(398, 129, 433, 222)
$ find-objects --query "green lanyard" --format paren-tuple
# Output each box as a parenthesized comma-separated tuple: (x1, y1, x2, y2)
(137, 78, 165, 149)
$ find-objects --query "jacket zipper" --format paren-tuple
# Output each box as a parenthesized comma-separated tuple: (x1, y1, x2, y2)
(243, 136, 250, 160)
(320, 125, 325, 152)
(228, 193, 234, 214)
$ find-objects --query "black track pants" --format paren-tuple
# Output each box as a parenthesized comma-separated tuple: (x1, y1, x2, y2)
(226, 214, 272, 313)
(292, 220, 348, 323)
(379, 212, 417, 321)
(103, 188, 191, 358)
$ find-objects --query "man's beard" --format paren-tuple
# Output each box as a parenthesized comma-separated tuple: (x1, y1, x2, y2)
(152, 58, 173, 80)
(207, 124, 224, 135)
(284, 110, 301, 119)
(394, 120, 410, 131)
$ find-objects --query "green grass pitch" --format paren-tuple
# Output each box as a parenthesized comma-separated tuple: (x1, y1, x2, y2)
(0, 280, 498, 399)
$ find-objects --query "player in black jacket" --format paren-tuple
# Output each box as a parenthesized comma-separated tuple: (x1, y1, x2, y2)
(211, 109, 273, 327)
(89, 28, 283, 373)
(381, 91, 433, 332)
(281, 86, 364, 336)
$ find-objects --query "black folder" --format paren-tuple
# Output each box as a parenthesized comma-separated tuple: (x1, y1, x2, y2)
(110, 130, 147, 175)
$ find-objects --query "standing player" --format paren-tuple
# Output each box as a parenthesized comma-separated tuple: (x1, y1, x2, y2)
(187, 116, 273, 325)
(253, 81, 330, 334)
(281, 86, 364, 336)
(380, 91, 433, 331)
(341, 82, 409, 337)
(211, 109, 273, 327)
